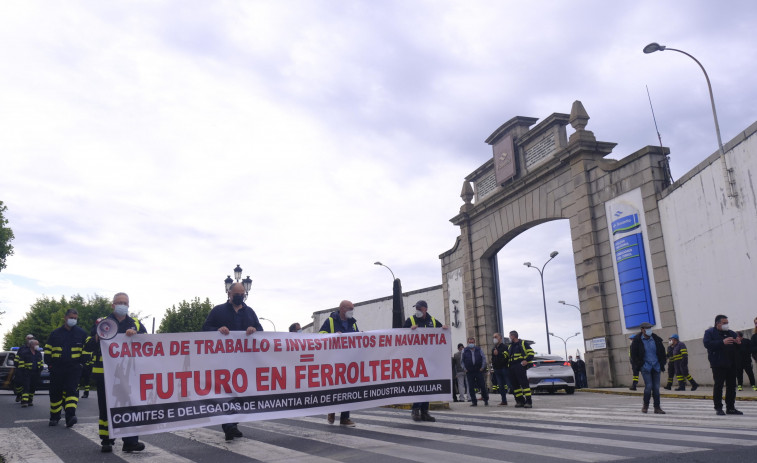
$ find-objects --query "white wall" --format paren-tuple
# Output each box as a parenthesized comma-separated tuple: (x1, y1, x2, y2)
(660, 122, 757, 341)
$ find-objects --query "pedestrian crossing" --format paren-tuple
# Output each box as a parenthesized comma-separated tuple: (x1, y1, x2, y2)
(3, 399, 757, 462)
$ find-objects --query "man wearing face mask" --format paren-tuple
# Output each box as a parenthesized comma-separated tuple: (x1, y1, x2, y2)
(403, 300, 449, 421)
(703, 315, 743, 415)
(45, 309, 88, 428)
(319, 300, 359, 426)
(629, 322, 666, 414)
(203, 283, 264, 440)
(490, 333, 510, 406)
(86, 292, 146, 452)
(506, 330, 535, 408)
(462, 336, 489, 406)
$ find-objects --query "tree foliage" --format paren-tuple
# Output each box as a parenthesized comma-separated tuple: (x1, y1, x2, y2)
(0, 201, 15, 272)
(2, 294, 112, 350)
(158, 297, 213, 333)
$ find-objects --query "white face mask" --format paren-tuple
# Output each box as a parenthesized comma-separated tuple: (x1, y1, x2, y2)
(415, 310, 424, 318)
(114, 304, 129, 317)
(721, 323, 730, 331)
(645, 328, 653, 336)
(345, 310, 354, 319)
(66, 318, 78, 327)
(493, 337, 499, 344)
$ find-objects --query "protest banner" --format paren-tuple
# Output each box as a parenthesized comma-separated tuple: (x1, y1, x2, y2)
(101, 328, 450, 437)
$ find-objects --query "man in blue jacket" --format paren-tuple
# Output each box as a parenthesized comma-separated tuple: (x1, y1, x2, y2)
(630, 322, 666, 414)
(319, 300, 359, 427)
(462, 336, 488, 406)
(703, 315, 743, 415)
(203, 283, 264, 440)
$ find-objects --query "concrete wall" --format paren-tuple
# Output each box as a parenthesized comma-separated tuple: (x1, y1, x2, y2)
(657, 121, 757, 383)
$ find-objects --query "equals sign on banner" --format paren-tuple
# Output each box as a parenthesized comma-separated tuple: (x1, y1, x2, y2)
(300, 354, 315, 362)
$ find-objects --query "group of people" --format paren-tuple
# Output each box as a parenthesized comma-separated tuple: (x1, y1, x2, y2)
(630, 315, 757, 416)
(568, 354, 587, 388)
(452, 330, 536, 408)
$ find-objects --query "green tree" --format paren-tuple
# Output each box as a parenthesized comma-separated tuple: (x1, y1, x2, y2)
(158, 297, 213, 333)
(0, 201, 15, 272)
(2, 294, 112, 349)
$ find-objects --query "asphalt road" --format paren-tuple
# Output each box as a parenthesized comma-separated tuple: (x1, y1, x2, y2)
(2, 389, 756, 462)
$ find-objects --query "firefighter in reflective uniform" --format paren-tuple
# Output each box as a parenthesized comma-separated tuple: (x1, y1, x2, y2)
(628, 334, 640, 390)
(85, 292, 147, 453)
(13, 335, 35, 402)
(79, 331, 97, 398)
(18, 339, 43, 407)
(663, 336, 676, 390)
(506, 330, 534, 408)
(45, 309, 88, 427)
(670, 334, 698, 391)
(403, 300, 448, 422)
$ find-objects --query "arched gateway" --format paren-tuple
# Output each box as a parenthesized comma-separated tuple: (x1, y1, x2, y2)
(440, 101, 673, 387)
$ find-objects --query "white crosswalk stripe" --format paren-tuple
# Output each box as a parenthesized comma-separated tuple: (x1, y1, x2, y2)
(5, 400, 757, 462)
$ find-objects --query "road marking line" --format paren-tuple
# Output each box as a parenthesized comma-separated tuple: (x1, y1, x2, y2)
(70, 423, 194, 462)
(0, 427, 63, 463)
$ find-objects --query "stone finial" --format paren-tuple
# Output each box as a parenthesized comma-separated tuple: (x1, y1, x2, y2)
(460, 181, 474, 213)
(569, 100, 596, 143)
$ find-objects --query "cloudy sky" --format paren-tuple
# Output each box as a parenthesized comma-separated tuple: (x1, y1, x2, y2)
(1, 1, 755, 357)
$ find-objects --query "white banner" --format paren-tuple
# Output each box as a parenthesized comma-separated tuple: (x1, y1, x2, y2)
(102, 329, 451, 437)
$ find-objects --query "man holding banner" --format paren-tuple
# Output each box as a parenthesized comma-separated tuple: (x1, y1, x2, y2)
(202, 282, 264, 441)
(319, 300, 359, 427)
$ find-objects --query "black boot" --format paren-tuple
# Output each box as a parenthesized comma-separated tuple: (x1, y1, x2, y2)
(420, 411, 436, 422)
(629, 381, 637, 391)
(675, 384, 686, 391)
(690, 380, 698, 392)
(411, 409, 421, 422)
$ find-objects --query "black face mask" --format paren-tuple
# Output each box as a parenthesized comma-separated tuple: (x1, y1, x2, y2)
(231, 294, 245, 306)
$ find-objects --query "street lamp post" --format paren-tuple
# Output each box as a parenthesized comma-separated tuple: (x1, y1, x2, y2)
(374, 261, 404, 328)
(259, 317, 276, 331)
(524, 251, 559, 355)
(558, 300, 580, 312)
(643, 42, 737, 200)
(224, 264, 253, 296)
(549, 331, 581, 361)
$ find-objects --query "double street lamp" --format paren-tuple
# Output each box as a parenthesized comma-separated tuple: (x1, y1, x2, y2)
(643, 42, 736, 200)
(224, 264, 253, 295)
(549, 331, 581, 361)
(524, 251, 559, 354)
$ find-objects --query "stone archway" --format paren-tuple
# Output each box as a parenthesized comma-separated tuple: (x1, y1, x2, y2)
(440, 101, 674, 387)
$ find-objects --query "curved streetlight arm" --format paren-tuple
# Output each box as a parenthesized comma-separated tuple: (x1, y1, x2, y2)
(374, 261, 396, 281)
(558, 300, 580, 312)
(259, 317, 276, 332)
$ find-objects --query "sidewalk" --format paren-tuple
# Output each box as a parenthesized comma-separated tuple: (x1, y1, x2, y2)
(581, 386, 757, 401)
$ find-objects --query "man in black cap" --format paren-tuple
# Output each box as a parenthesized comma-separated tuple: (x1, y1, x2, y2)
(404, 300, 448, 421)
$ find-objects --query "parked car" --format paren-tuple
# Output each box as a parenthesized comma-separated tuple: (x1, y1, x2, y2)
(527, 355, 575, 394)
(0, 349, 51, 391)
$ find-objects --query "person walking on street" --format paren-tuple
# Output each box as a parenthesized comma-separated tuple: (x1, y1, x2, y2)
(453, 343, 469, 402)
(671, 334, 698, 391)
(462, 337, 489, 407)
(86, 293, 147, 452)
(735, 331, 756, 391)
(506, 331, 534, 408)
(45, 309, 88, 427)
(491, 333, 510, 406)
(404, 300, 448, 421)
(17, 339, 43, 407)
(629, 322, 666, 414)
(203, 283, 264, 440)
(663, 336, 676, 390)
(319, 300, 359, 427)
(703, 314, 743, 415)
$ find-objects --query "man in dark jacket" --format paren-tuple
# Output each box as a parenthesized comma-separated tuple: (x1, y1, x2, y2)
(45, 309, 89, 427)
(17, 339, 43, 407)
(403, 300, 447, 421)
(629, 322, 666, 414)
(574, 354, 587, 388)
(318, 300, 359, 427)
(462, 336, 488, 406)
(703, 314, 743, 415)
(735, 331, 755, 391)
(506, 330, 535, 408)
(203, 283, 264, 440)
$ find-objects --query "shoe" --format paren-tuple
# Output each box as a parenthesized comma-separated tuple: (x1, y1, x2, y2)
(716, 409, 726, 416)
(21, 403, 28, 408)
(629, 385, 637, 391)
(470, 403, 477, 407)
(327, 413, 335, 424)
(101, 443, 112, 453)
(229, 425, 243, 438)
(514, 403, 524, 408)
(122, 442, 145, 452)
(65, 416, 77, 428)
(224, 429, 235, 441)
(675, 387, 685, 391)
(484, 401, 488, 406)
(691, 382, 698, 392)
(49, 419, 59, 426)
(81, 391, 89, 399)
(641, 405, 648, 414)
(738, 385, 742, 391)
(654, 407, 666, 414)
(339, 419, 356, 427)
(524, 403, 532, 409)
(726, 409, 744, 415)
(411, 409, 421, 422)
(28, 402, 33, 407)
(498, 401, 508, 406)
(420, 412, 436, 422)
(663, 385, 672, 390)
